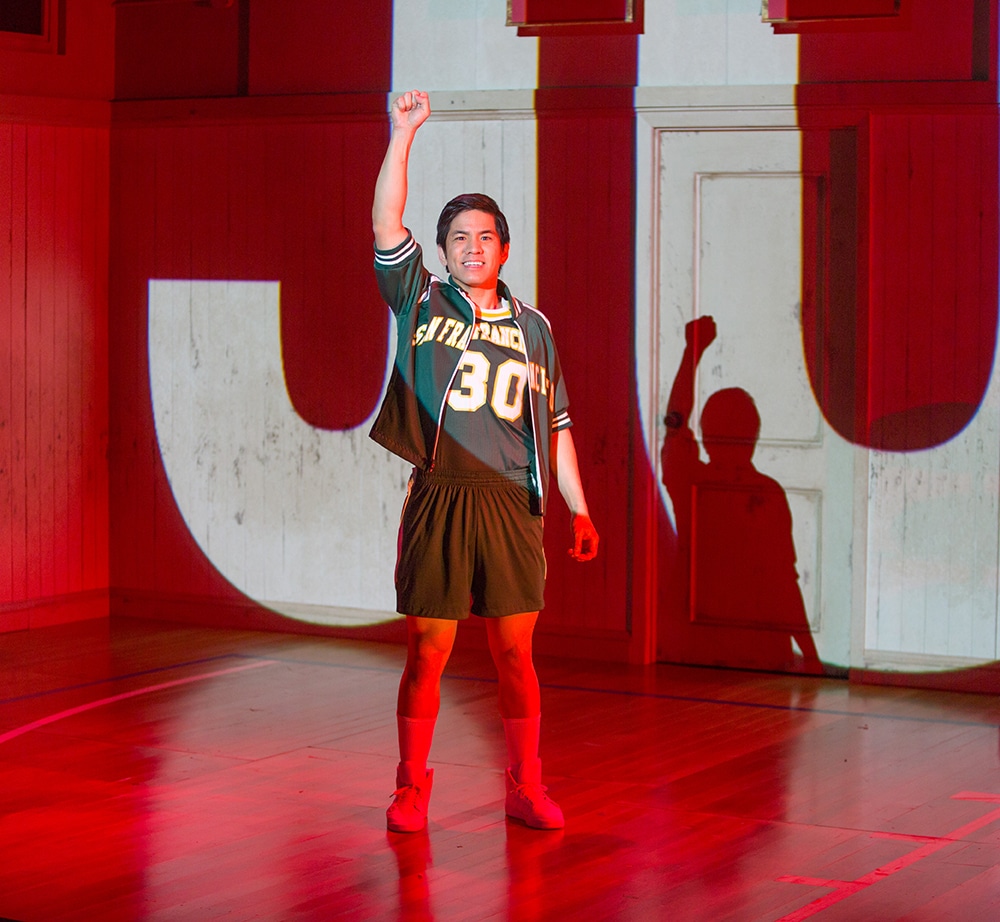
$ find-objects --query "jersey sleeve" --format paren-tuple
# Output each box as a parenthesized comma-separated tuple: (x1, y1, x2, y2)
(373, 231, 429, 317)
(547, 331, 573, 432)
(551, 402, 572, 432)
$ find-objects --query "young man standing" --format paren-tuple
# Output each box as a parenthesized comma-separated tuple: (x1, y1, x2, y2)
(371, 90, 599, 833)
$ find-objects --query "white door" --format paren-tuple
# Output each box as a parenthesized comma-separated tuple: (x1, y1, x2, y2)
(644, 125, 857, 673)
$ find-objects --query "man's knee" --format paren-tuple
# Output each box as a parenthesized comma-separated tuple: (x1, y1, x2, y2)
(405, 621, 456, 681)
(490, 635, 535, 677)
(408, 643, 448, 678)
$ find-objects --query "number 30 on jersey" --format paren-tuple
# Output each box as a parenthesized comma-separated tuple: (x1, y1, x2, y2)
(448, 354, 527, 423)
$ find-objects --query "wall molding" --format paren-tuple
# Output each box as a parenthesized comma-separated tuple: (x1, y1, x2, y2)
(0, 93, 110, 126)
(111, 89, 537, 128)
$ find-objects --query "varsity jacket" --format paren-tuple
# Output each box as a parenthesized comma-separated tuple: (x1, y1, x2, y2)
(369, 232, 572, 515)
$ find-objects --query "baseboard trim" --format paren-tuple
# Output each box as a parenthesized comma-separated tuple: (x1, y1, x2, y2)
(1, 590, 110, 632)
(110, 588, 635, 661)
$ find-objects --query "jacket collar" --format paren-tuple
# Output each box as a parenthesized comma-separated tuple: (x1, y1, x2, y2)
(445, 275, 522, 318)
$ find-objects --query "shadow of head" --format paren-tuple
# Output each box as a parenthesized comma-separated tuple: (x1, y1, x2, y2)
(701, 387, 760, 466)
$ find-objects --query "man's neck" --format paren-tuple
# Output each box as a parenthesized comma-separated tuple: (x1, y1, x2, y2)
(452, 277, 501, 315)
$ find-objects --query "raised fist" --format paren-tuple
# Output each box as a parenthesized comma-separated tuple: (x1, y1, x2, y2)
(391, 90, 431, 132)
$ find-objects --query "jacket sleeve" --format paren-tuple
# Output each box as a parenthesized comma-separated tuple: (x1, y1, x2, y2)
(374, 231, 428, 318)
(546, 329, 572, 432)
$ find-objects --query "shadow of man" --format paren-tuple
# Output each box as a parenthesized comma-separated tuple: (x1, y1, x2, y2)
(660, 316, 823, 674)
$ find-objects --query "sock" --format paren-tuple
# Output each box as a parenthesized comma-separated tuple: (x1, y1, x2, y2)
(502, 715, 541, 781)
(397, 714, 436, 784)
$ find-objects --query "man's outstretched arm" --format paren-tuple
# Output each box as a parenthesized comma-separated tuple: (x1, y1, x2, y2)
(372, 90, 430, 251)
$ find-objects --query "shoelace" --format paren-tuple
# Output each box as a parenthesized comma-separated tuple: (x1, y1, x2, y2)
(511, 781, 551, 803)
(390, 784, 423, 808)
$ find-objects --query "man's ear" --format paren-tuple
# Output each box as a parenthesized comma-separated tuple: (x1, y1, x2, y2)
(437, 245, 448, 269)
(500, 243, 510, 266)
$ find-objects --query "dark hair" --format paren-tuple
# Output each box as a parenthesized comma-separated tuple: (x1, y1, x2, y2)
(435, 193, 510, 249)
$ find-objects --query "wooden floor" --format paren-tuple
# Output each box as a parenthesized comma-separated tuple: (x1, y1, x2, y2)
(1, 619, 999, 921)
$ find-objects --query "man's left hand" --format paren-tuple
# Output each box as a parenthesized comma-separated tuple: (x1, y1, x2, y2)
(569, 514, 599, 561)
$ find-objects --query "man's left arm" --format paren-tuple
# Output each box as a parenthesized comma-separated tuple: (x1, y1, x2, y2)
(552, 427, 599, 561)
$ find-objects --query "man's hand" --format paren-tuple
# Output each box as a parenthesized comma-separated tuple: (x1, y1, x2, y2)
(391, 90, 431, 132)
(569, 514, 599, 562)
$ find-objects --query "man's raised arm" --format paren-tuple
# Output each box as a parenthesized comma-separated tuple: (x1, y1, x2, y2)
(372, 90, 431, 252)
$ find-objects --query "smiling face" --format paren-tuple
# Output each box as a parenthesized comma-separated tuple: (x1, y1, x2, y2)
(437, 209, 510, 294)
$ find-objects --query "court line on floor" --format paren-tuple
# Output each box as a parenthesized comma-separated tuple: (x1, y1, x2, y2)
(0, 653, 255, 707)
(775, 792, 1000, 920)
(0, 659, 278, 746)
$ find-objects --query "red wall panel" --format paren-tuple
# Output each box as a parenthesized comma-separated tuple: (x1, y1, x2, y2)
(534, 39, 638, 647)
(0, 117, 110, 631)
(114, 0, 395, 101)
(1, 123, 29, 619)
(865, 110, 998, 449)
(797, 0, 988, 82)
(249, 0, 392, 95)
(796, 0, 999, 451)
(114, 3, 242, 100)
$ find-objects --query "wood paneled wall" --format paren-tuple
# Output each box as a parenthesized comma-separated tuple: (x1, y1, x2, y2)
(0, 116, 110, 630)
(0, 0, 112, 632)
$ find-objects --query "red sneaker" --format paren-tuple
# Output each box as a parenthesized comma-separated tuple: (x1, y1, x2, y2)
(387, 764, 434, 833)
(504, 759, 564, 830)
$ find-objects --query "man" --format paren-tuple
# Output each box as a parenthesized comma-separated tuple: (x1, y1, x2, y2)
(370, 90, 599, 833)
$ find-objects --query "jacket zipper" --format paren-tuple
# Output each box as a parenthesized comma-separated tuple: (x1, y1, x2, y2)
(513, 307, 545, 512)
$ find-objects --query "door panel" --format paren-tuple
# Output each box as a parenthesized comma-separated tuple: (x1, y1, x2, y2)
(653, 128, 854, 673)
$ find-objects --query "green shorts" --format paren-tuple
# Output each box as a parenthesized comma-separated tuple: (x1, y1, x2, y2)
(395, 467, 546, 620)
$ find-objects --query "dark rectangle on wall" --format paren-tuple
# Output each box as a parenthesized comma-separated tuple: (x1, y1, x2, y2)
(510, 0, 642, 35)
(509, 0, 630, 24)
(0, 0, 62, 55)
(114, 2, 241, 99)
(0, 0, 44, 34)
(1, 1, 111, 98)
(763, 0, 900, 21)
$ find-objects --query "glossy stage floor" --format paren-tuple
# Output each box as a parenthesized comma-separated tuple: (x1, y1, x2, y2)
(0, 617, 999, 921)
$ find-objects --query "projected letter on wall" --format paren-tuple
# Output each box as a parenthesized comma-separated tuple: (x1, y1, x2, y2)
(148, 279, 408, 627)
